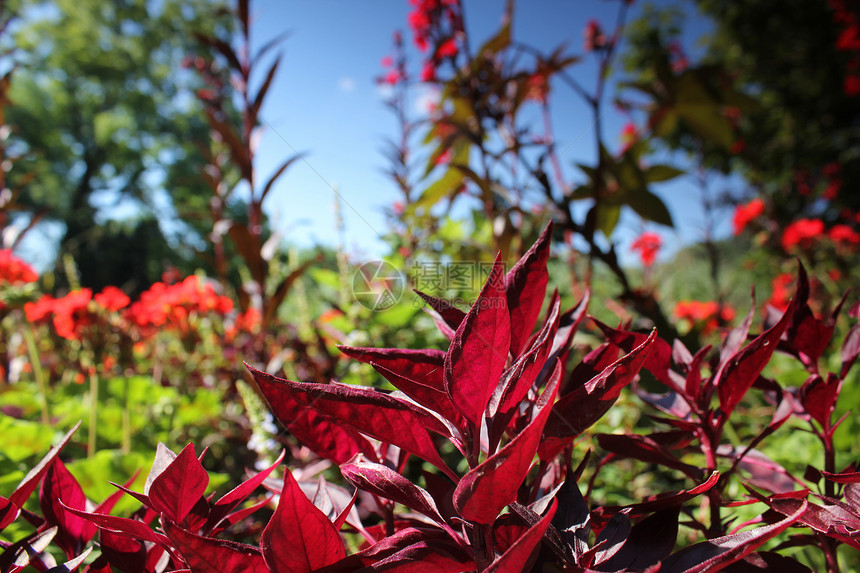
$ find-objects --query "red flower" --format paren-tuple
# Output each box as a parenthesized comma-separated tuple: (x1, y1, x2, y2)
(436, 37, 458, 59)
(732, 198, 765, 235)
(767, 273, 794, 312)
(525, 72, 549, 104)
(729, 139, 746, 155)
(0, 249, 38, 285)
(95, 286, 130, 312)
(24, 295, 56, 323)
(420, 61, 436, 82)
(51, 289, 94, 340)
(619, 122, 638, 153)
(380, 55, 394, 68)
(630, 232, 662, 266)
(584, 20, 607, 52)
(828, 224, 860, 246)
(781, 218, 824, 251)
(674, 300, 735, 334)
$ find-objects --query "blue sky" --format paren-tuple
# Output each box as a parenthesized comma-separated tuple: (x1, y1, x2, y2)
(213, 1, 730, 264)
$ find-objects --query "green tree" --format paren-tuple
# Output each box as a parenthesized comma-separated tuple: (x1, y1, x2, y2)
(5, 0, 232, 292)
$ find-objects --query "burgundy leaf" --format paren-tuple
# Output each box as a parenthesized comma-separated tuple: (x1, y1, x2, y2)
(590, 510, 631, 568)
(338, 346, 445, 391)
(340, 457, 445, 524)
(43, 546, 92, 573)
(489, 292, 560, 418)
(205, 449, 284, 532)
(563, 342, 620, 396)
(258, 381, 378, 465)
(444, 254, 511, 429)
(594, 320, 674, 388)
(39, 459, 95, 557)
(414, 290, 467, 338)
(541, 331, 656, 459)
(99, 529, 146, 573)
(165, 522, 268, 573)
(547, 290, 590, 368)
(779, 264, 834, 369)
(0, 526, 56, 573)
(715, 301, 793, 417)
(354, 540, 475, 572)
(248, 365, 456, 481)
(0, 496, 19, 531)
(841, 323, 860, 377)
(594, 471, 720, 519)
(505, 222, 552, 356)
(337, 346, 464, 428)
(60, 502, 172, 549)
(597, 433, 704, 480)
(798, 373, 842, 427)
(660, 499, 806, 573)
(260, 469, 346, 573)
(9, 421, 81, 509)
(722, 551, 812, 572)
(148, 443, 209, 524)
(821, 469, 860, 484)
(754, 493, 860, 550)
(550, 472, 590, 561)
(144, 442, 176, 495)
(453, 361, 561, 524)
(595, 508, 679, 572)
(485, 499, 557, 573)
(721, 292, 756, 366)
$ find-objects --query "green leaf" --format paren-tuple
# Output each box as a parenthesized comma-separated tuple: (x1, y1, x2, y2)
(626, 187, 674, 227)
(644, 164, 685, 183)
(412, 168, 464, 211)
(596, 204, 622, 237)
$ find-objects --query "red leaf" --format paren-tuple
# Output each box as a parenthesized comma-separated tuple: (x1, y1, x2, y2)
(505, 222, 552, 356)
(799, 373, 842, 427)
(594, 471, 720, 519)
(99, 529, 146, 573)
(541, 331, 656, 459)
(453, 360, 561, 524)
(489, 292, 561, 418)
(485, 500, 557, 573)
(0, 496, 19, 531)
(165, 522, 268, 573)
(260, 469, 346, 573)
(414, 290, 467, 338)
(39, 459, 95, 557)
(9, 421, 80, 509)
(444, 254, 511, 429)
(595, 508, 679, 571)
(338, 345, 463, 426)
(256, 380, 378, 464)
(59, 502, 172, 549)
(660, 499, 806, 573)
(248, 365, 456, 481)
(597, 433, 704, 480)
(205, 449, 284, 533)
(148, 443, 209, 524)
(841, 323, 860, 377)
(715, 302, 793, 417)
(595, 321, 674, 388)
(821, 469, 860, 484)
(340, 457, 445, 524)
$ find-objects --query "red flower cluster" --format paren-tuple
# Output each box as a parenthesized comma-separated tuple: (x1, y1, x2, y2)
(630, 231, 662, 266)
(828, 223, 860, 246)
(732, 198, 765, 235)
(674, 300, 736, 334)
(0, 249, 38, 285)
(126, 275, 233, 331)
(583, 20, 607, 52)
(667, 41, 688, 73)
(407, 0, 461, 81)
(781, 218, 825, 251)
(828, 0, 860, 96)
(619, 122, 638, 153)
(24, 287, 129, 341)
(767, 273, 794, 312)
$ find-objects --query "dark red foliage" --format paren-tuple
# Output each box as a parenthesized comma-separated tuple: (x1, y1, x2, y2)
(7, 231, 859, 572)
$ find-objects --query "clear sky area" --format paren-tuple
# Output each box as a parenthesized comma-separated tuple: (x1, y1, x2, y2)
(206, 1, 728, 265)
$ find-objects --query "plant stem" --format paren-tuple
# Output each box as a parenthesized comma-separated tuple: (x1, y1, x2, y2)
(88, 369, 99, 458)
(121, 377, 131, 454)
(24, 326, 49, 425)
